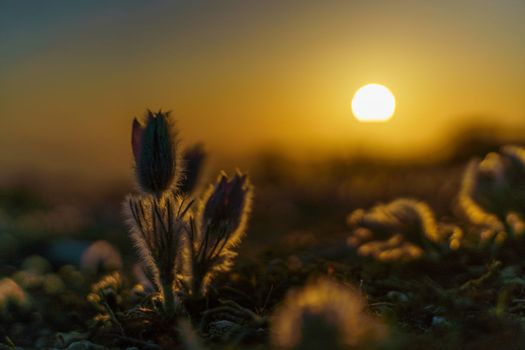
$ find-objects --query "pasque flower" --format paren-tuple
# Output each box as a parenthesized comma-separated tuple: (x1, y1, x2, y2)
(126, 110, 185, 314)
(132, 110, 180, 195)
(179, 144, 206, 195)
(271, 278, 386, 350)
(124, 109, 254, 313)
(458, 145, 525, 244)
(126, 192, 187, 314)
(185, 171, 253, 297)
(347, 198, 463, 261)
(201, 171, 250, 240)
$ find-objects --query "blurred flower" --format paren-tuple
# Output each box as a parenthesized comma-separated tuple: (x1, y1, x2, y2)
(347, 198, 462, 262)
(271, 277, 386, 350)
(132, 110, 180, 195)
(21, 255, 51, 275)
(43, 273, 65, 295)
(458, 145, 525, 244)
(87, 272, 123, 309)
(180, 144, 206, 195)
(12, 270, 43, 289)
(59, 265, 85, 289)
(348, 232, 424, 262)
(11, 255, 52, 289)
(81, 240, 122, 274)
(0, 278, 30, 315)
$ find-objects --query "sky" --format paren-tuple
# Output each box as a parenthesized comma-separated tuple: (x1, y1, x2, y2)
(1, 0, 525, 184)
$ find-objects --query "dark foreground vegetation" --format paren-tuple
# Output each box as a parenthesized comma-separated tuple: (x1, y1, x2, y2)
(2, 116, 525, 350)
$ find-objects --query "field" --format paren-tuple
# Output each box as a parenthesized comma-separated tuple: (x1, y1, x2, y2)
(2, 118, 525, 350)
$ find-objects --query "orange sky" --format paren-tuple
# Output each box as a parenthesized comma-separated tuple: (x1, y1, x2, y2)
(1, 1, 525, 183)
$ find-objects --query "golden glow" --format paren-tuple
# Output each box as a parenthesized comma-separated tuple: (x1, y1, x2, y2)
(2, 1, 525, 183)
(352, 84, 396, 122)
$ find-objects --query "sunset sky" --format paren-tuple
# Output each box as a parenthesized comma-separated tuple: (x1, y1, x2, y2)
(1, 0, 525, 184)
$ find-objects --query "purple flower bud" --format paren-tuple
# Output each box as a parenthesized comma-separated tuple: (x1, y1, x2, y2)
(188, 171, 253, 296)
(81, 240, 122, 274)
(132, 118, 144, 163)
(180, 144, 206, 195)
(132, 110, 180, 195)
(202, 171, 250, 237)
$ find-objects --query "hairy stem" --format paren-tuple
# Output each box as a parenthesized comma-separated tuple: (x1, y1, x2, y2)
(161, 279, 175, 316)
(190, 265, 203, 300)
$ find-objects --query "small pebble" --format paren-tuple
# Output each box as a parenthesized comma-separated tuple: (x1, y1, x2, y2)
(432, 316, 452, 329)
(387, 290, 409, 302)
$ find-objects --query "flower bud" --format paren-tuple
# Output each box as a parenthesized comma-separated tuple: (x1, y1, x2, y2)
(271, 278, 386, 350)
(201, 171, 250, 238)
(187, 171, 253, 296)
(179, 144, 206, 195)
(132, 110, 180, 195)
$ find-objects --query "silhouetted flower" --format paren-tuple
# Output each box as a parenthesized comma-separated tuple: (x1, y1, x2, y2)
(125, 109, 255, 310)
(201, 171, 250, 239)
(180, 144, 206, 195)
(132, 110, 180, 195)
(184, 171, 253, 297)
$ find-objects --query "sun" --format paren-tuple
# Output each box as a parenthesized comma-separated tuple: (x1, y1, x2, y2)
(351, 84, 396, 122)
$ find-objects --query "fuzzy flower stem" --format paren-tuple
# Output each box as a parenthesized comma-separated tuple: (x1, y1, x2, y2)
(126, 193, 183, 317)
(186, 217, 205, 300)
(152, 194, 176, 315)
(160, 279, 175, 315)
(186, 171, 253, 297)
(189, 267, 205, 301)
